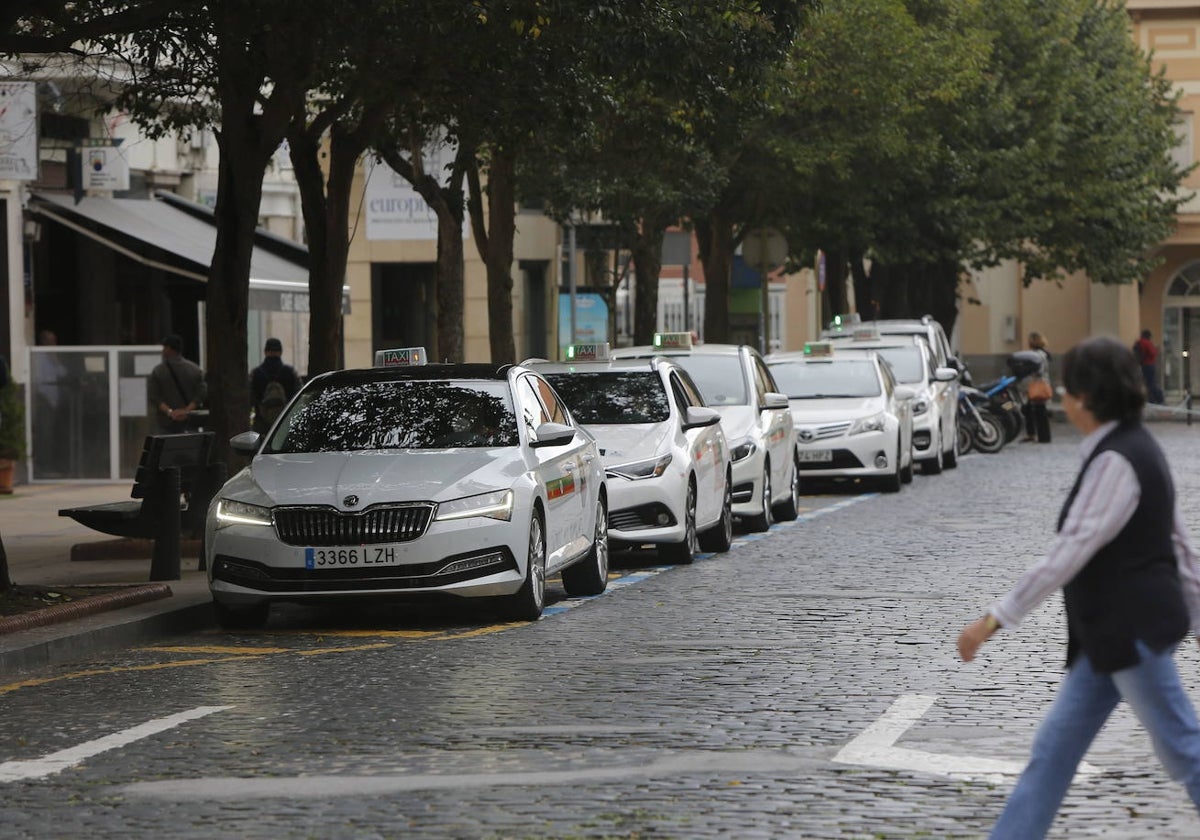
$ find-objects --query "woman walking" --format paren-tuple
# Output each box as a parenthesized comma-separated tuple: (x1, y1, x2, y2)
(958, 336, 1200, 838)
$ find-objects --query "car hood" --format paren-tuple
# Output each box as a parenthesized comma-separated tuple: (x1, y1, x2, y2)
(788, 397, 886, 424)
(714, 405, 756, 442)
(584, 423, 668, 465)
(223, 449, 525, 509)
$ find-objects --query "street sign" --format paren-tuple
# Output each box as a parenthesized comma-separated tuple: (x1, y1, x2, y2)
(742, 228, 787, 274)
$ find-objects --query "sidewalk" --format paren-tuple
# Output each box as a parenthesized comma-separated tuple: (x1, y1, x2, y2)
(0, 482, 214, 676)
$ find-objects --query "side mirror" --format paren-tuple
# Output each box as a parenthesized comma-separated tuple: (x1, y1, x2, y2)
(761, 392, 789, 411)
(894, 386, 917, 401)
(230, 431, 261, 456)
(683, 406, 721, 430)
(531, 422, 576, 448)
(933, 366, 959, 383)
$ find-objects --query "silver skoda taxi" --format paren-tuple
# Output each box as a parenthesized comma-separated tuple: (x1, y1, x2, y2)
(527, 344, 733, 564)
(206, 348, 609, 629)
(611, 333, 799, 531)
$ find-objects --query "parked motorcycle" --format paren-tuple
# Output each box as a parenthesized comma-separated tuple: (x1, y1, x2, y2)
(956, 386, 1007, 455)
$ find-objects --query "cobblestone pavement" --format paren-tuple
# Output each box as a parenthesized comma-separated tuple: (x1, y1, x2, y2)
(4, 422, 1200, 838)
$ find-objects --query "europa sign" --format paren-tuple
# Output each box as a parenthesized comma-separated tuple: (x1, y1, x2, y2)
(363, 151, 469, 242)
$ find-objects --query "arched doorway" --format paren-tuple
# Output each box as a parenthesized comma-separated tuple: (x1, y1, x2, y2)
(1162, 262, 1200, 399)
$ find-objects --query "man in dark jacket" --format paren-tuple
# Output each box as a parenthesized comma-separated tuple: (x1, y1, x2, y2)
(148, 334, 207, 433)
(250, 337, 301, 434)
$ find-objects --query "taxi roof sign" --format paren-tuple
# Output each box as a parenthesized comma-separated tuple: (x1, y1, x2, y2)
(566, 342, 610, 361)
(803, 341, 834, 358)
(851, 327, 881, 341)
(653, 331, 693, 350)
(374, 347, 427, 367)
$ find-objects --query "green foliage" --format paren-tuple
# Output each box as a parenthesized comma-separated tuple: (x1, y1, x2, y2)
(0, 380, 26, 461)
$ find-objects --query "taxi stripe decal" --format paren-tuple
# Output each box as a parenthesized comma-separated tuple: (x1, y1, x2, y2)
(545, 474, 576, 500)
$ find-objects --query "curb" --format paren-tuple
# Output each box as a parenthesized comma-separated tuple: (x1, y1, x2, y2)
(0, 583, 172, 635)
(0, 597, 215, 678)
(70, 538, 203, 563)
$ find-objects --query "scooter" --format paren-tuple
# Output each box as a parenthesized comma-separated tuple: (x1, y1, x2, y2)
(956, 386, 1007, 455)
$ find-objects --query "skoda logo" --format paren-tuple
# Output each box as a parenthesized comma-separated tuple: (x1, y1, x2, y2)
(799, 429, 815, 442)
(343, 494, 360, 508)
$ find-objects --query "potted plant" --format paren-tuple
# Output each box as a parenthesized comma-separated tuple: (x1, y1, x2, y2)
(0, 379, 25, 493)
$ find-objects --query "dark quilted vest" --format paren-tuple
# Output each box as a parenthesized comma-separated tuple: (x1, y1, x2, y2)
(1058, 422, 1187, 672)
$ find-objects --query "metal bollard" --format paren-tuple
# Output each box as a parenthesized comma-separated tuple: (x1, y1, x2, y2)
(150, 465, 182, 581)
(1189, 392, 1194, 428)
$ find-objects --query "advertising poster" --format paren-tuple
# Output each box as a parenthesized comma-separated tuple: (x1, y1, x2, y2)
(363, 145, 469, 241)
(558, 292, 609, 359)
(0, 82, 38, 180)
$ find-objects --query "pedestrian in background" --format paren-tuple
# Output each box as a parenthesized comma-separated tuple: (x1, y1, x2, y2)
(1022, 331, 1052, 443)
(1134, 329, 1165, 404)
(147, 334, 206, 433)
(957, 336, 1200, 839)
(250, 337, 300, 434)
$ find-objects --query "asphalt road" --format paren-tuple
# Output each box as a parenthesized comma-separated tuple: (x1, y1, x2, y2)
(4, 423, 1200, 838)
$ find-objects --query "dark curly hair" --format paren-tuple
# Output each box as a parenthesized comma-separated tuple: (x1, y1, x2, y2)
(1060, 337, 1145, 423)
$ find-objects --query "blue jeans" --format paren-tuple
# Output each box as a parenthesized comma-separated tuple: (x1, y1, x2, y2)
(990, 641, 1200, 839)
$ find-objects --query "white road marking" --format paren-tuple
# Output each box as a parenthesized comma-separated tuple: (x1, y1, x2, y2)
(0, 705, 233, 783)
(833, 694, 1100, 783)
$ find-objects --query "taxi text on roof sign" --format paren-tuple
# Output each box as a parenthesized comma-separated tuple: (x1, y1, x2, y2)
(851, 327, 880, 341)
(654, 332, 693, 350)
(804, 341, 834, 357)
(374, 347, 427, 367)
(566, 342, 610, 361)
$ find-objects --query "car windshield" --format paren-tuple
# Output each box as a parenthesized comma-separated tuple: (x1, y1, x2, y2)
(264, 380, 520, 453)
(872, 347, 924, 384)
(769, 360, 882, 398)
(669, 355, 748, 406)
(543, 372, 670, 424)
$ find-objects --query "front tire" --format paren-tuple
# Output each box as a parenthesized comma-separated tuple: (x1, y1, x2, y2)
(880, 448, 902, 493)
(745, 462, 773, 532)
(699, 471, 734, 553)
(922, 432, 944, 475)
(500, 510, 547, 620)
(771, 454, 801, 521)
(660, 483, 697, 565)
(972, 412, 1007, 454)
(944, 422, 959, 469)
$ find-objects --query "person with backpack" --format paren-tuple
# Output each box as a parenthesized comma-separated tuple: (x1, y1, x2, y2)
(251, 337, 300, 434)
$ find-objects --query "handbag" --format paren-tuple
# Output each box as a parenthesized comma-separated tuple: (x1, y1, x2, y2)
(1027, 378, 1052, 402)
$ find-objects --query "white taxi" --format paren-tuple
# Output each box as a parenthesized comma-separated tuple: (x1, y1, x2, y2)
(833, 335, 959, 474)
(206, 348, 609, 629)
(527, 343, 732, 564)
(767, 343, 915, 492)
(611, 334, 799, 531)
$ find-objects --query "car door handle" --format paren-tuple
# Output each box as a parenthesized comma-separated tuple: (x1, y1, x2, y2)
(563, 463, 575, 472)
(582, 454, 594, 464)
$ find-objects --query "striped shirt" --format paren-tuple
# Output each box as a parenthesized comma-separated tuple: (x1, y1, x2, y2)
(991, 420, 1200, 634)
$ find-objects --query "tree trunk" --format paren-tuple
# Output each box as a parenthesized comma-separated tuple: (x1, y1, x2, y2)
(470, 148, 517, 365)
(0, 530, 11, 591)
(630, 214, 671, 345)
(696, 208, 734, 344)
(288, 115, 363, 378)
(824, 247, 849, 320)
(849, 251, 874, 321)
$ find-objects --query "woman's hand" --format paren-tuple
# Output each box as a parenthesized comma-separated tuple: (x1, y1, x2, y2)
(958, 615, 999, 662)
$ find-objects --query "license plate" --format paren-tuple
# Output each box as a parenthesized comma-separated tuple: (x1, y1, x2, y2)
(797, 449, 833, 463)
(305, 546, 398, 569)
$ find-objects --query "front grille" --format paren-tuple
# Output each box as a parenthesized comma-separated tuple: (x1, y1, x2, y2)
(211, 549, 516, 592)
(795, 421, 852, 443)
(273, 503, 435, 546)
(609, 503, 675, 531)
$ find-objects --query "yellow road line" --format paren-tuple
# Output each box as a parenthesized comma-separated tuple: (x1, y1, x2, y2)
(141, 645, 292, 655)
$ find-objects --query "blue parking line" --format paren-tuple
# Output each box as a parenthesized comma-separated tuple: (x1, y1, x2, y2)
(542, 492, 877, 618)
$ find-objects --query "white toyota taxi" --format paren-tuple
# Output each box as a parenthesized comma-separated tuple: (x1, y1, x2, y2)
(767, 342, 915, 492)
(528, 343, 732, 563)
(832, 334, 960, 474)
(611, 334, 799, 531)
(206, 348, 609, 629)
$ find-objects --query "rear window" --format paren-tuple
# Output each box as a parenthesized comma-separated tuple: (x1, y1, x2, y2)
(265, 380, 519, 452)
(543, 372, 669, 424)
(769, 360, 882, 398)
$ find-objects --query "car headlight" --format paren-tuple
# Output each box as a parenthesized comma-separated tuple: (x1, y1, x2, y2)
(435, 489, 514, 522)
(214, 498, 273, 529)
(911, 398, 929, 416)
(849, 412, 888, 436)
(606, 453, 672, 481)
(729, 439, 757, 462)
